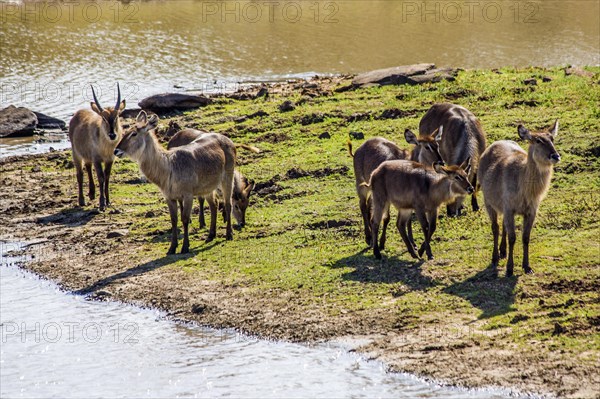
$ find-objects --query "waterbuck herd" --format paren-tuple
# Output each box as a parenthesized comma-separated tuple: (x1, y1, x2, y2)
(69, 84, 560, 277)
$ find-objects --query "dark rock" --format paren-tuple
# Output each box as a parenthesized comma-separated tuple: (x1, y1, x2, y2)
(542, 76, 553, 82)
(318, 132, 331, 139)
(0, 105, 38, 137)
(235, 110, 269, 123)
(138, 93, 211, 113)
(286, 167, 311, 179)
(300, 113, 325, 125)
(33, 112, 66, 130)
(523, 78, 538, 86)
(407, 68, 457, 85)
(378, 108, 418, 120)
(352, 64, 435, 86)
(120, 108, 143, 119)
(346, 112, 371, 122)
(279, 100, 296, 112)
(145, 211, 156, 218)
(349, 131, 364, 140)
(255, 87, 269, 99)
(107, 229, 128, 238)
(552, 322, 566, 336)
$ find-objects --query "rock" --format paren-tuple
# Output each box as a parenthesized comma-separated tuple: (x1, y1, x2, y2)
(107, 229, 128, 238)
(145, 211, 156, 218)
(255, 87, 269, 99)
(33, 112, 66, 130)
(407, 68, 457, 85)
(352, 63, 435, 87)
(349, 131, 364, 140)
(318, 132, 331, 139)
(523, 78, 538, 86)
(542, 76, 553, 82)
(120, 108, 143, 119)
(279, 100, 296, 112)
(564, 67, 593, 78)
(0, 105, 38, 137)
(138, 93, 211, 113)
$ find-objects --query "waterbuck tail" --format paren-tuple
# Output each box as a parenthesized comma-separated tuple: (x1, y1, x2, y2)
(347, 139, 354, 157)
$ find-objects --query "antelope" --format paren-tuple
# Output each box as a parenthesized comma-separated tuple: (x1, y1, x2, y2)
(114, 111, 236, 254)
(68, 83, 125, 210)
(167, 128, 257, 228)
(406, 103, 486, 216)
(479, 120, 560, 277)
(348, 131, 444, 249)
(363, 159, 473, 260)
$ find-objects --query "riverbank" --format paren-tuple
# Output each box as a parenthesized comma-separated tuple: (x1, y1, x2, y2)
(1, 67, 598, 398)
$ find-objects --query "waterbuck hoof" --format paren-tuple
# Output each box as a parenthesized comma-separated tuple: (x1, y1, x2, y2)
(418, 247, 426, 257)
(167, 248, 177, 255)
(523, 266, 534, 275)
(374, 253, 382, 260)
(226, 234, 233, 241)
(409, 253, 420, 260)
(88, 192, 95, 200)
(180, 247, 189, 254)
(506, 269, 514, 278)
(78, 199, 86, 207)
(427, 255, 434, 260)
(205, 235, 215, 243)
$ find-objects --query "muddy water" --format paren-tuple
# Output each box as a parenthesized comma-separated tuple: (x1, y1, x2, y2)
(0, 242, 514, 398)
(1, 0, 599, 156)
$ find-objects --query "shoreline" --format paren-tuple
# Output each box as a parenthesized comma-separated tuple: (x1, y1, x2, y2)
(1, 67, 598, 398)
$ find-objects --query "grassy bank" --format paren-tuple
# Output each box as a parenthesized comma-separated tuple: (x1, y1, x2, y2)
(1, 66, 599, 398)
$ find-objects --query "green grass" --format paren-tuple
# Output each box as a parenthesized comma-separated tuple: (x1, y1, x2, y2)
(109, 66, 598, 357)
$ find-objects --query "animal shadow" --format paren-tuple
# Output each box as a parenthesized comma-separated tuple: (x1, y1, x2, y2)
(329, 249, 433, 291)
(36, 207, 99, 227)
(443, 263, 518, 318)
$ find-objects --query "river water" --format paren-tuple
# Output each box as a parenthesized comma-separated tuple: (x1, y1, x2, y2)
(0, 242, 515, 398)
(1, 0, 599, 156)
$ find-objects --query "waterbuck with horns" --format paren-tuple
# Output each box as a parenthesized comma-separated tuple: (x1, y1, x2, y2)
(115, 111, 237, 254)
(479, 120, 560, 277)
(68, 83, 125, 210)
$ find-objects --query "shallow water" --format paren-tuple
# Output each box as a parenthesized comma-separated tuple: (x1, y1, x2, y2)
(0, 242, 515, 398)
(1, 0, 598, 156)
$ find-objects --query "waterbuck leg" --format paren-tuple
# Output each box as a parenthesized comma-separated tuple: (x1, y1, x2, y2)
(359, 196, 372, 246)
(205, 194, 217, 242)
(397, 212, 419, 259)
(221, 172, 235, 241)
(74, 158, 85, 206)
(471, 172, 480, 212)
(166, 199, 178, 255)
(85, 163, 95, 201)
(522, 211, 537, 274)
(93, 160, 106, 211)
(415, 210, 432, 259)
(371, 200, 387, 260)
(487, 205, 500, 275)
(198, 197, 206, 229)
(180, 196, 193, 254)
(379, 210, 390, 250)
(407, 214, 417, 252)
(104, 161, 113, 206)
(503, 212, 517, 277)
(499, 221, 507, 259)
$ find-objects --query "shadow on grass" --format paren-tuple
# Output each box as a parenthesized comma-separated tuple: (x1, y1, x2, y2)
(443, 263, 518, 318)
(328, 248, 433, 290)
(36, 207, 99, 227)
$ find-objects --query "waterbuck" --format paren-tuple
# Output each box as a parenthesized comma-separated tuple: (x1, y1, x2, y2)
(167, 128, 257, 228)
(68, 84, 125, 210)
(115, 111, 236, 254)
(348, 132, 444, 249)
(364, 159, 473, 260)
(407, 103, 486, 216)
(479, 120, 560, 277)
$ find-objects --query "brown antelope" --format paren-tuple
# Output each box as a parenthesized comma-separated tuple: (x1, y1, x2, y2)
(348, 132, 444, 249)
(363, 159, 473, 260)
(167, 128, 257, 228)
(115, 111, 236, 254)
(479, 120, 560, 277)
(406, 103, 486, 216)
(68, 84, 125, 210)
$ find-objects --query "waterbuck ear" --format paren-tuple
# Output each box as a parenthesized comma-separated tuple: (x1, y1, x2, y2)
(550, 119, 559, 137)
(90, 102, 102, 114)
(434, 125, 443, 142)
(147, 114, 159, 130)
(433, 163, 447, 174)
(404, 129, 418, 145)
(460, 157, 471, 170)
(244, 181, 255, 197)
(118, 100, 126, 112)
(518, 124, 532, 141)
(136, 111, 148, 124)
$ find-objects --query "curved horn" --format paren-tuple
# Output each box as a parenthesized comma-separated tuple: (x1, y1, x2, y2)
(91, 85, 103, 112)
(114, 82, 121, 111)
